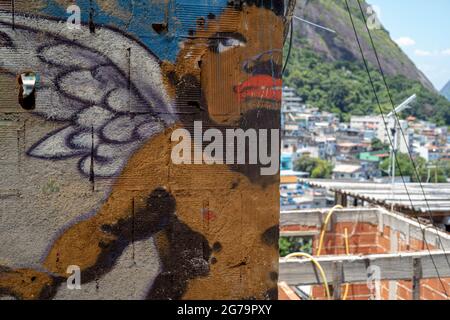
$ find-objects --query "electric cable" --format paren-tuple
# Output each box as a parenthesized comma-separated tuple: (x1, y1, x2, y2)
(354, 0, 450, 281)
(344, 0, 449, 297)
(282, 18, 294, 75)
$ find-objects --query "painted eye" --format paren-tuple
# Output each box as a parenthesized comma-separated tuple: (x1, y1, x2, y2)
(209, 32, 247, 53)
(216, 38, 246, 53)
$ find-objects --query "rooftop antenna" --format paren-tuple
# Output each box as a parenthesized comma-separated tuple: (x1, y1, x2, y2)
(386, 94, 417, 210)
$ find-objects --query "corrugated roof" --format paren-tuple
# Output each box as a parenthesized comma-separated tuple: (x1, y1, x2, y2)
(300, 179, 450, 215)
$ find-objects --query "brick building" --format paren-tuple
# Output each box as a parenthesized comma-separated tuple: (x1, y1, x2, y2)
(279, 208, 450, 300)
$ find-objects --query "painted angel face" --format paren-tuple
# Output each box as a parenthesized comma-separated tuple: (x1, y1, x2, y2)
(167, 4, 284, 125)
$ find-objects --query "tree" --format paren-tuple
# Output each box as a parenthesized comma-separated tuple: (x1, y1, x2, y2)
(424, 160, 450, 183)
(294, 156, 333, 179)
(371, 138, 389, 151)
(294, 156, 316, 174)
(279, 237, 291, 258)
(279, 237, 313, 257)
(311, 161, 333, 179)
(438, 160, 450, 179)
(283, 43, 450, 126)
(379, 153, 435, 182)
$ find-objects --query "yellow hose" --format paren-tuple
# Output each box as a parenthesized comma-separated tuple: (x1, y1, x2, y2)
(285, 252, 331, 300)
(316, 205, 352, 300)
(342, 228, 350, 300)
(285, 206, 352, 300)
(317, 205, 343, 256)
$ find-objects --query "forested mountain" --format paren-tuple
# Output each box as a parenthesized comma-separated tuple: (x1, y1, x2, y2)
(284, 0, 450, 125)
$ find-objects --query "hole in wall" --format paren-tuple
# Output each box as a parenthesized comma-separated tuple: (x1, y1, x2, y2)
(18, 71, 37, 110)
(152, 23, 168, 34)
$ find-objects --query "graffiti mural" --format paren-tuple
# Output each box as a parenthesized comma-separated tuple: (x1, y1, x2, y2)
(0, 0, 284, 300)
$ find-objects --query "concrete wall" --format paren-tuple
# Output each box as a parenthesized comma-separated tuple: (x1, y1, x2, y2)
(0, 0, 283, 300)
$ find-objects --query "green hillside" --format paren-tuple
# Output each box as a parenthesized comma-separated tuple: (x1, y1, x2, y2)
(284, 0, 450, 125)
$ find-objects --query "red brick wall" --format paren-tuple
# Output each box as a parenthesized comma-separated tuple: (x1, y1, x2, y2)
(281, 221, 450, 300)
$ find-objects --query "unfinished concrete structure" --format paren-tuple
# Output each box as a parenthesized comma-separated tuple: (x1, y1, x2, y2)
(0, 0, 285, 299)
(279, 208, 450, 300)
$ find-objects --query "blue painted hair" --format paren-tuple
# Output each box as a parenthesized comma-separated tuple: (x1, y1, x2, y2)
(42, 0, 282, 61)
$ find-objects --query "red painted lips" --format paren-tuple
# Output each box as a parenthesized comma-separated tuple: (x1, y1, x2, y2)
(235, 75, 282, 102)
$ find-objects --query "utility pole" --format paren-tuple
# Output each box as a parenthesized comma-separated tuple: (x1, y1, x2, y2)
(435, 163, 438, 183)
(391, 125, 398, 186)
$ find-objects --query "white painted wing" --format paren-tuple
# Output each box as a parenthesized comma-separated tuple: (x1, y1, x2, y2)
(0, 10, 174, 178)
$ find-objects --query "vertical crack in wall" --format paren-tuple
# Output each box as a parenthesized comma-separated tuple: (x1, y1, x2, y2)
(131, 197, 136, 264)
(127, 47, 132, 115)
(89, 0, 95, 33)
(89, 125, 95, 191)
(11, 0, 15, 30)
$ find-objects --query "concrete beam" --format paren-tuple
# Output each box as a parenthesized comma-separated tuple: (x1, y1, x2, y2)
(279, 250, 450, 286)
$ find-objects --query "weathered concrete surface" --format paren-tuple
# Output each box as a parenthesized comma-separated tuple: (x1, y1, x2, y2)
(0, 1, 283, 299)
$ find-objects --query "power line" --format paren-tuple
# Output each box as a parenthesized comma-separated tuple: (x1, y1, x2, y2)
(354, 0, 450, 276)
(283, 7, 336, 75)
(343, 0, 449, 297)
(293, 15, 337, 34)
(282, 18, 294, 75)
